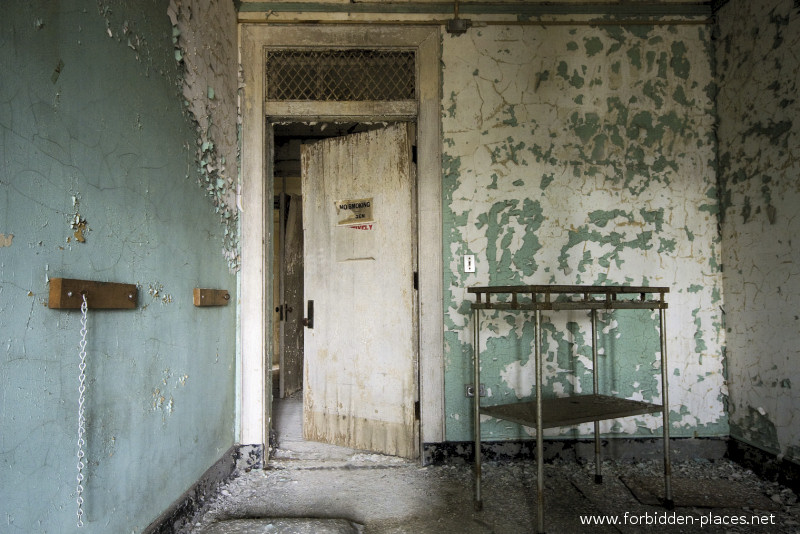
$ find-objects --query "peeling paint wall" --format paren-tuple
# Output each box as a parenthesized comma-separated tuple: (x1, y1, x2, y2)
(168, 0, 240, 270)
(0, 1, 237, 532)
(717, 0, 800, 463)
(442, 24, 728, 441)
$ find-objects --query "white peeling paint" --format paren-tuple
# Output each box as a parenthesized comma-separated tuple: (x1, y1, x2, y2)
(444, 23, 727, 440)
(718, 0, 800, 462)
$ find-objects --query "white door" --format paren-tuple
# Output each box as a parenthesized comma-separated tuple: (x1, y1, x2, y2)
(301, 123, 418, 458)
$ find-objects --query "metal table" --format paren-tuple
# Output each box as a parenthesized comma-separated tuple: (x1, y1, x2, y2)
(469, 285, 673, 533)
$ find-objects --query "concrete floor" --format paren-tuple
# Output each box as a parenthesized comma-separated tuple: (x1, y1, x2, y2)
(180, 395, 800, 534)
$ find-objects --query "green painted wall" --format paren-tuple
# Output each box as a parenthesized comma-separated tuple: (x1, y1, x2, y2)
(0, 1, 237, 532)
(442, 24, 728, 442)
(717, 0, 800, 463)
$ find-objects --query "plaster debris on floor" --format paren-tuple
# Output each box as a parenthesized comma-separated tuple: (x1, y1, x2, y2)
(179, 455, 800, 534)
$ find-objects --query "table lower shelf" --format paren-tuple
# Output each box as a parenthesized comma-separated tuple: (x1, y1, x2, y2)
(479, 394, 663, 430)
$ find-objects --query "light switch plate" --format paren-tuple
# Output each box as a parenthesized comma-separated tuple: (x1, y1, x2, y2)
(464, 254, 475, 273)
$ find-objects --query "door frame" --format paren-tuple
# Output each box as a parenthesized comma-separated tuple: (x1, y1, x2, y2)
(239, 24, 443, 458)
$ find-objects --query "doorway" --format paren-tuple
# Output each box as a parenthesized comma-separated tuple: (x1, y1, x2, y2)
(271, 122, 419, 459)
(240, 24, 443, 461)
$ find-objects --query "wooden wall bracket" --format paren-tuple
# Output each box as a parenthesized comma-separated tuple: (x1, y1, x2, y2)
(193, 288, 230, 307)
(48, 278, 138, 310)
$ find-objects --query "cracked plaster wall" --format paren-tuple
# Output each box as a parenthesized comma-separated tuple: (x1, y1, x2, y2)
(717, 0, 800, 463)
(442, 23, 728, 442)
(0, 1, 237, 532)
(168, 0, 240, 270)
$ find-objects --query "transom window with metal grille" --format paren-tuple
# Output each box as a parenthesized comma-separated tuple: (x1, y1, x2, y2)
(265, 49, 416, 102)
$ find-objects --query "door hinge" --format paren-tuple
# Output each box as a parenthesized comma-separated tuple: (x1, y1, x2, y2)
(413, 271, 418, 290)
(415, 400, 420, 421)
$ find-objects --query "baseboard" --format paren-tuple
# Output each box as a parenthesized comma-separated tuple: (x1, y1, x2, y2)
(726, 438, 800, 494)
(423, 437, 728, 465)
(143, 444, 264, 534)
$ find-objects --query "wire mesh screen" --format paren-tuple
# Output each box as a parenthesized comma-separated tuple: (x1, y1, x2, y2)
(266, 49, 416, 101)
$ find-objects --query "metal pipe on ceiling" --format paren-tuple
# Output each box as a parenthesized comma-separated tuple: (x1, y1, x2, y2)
(238, 1, 712, 16)
(238, 0, 713, 25)
(237, 17, 712, 26)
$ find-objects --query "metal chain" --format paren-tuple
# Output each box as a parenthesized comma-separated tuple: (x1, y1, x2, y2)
(76, 294, 88, 528)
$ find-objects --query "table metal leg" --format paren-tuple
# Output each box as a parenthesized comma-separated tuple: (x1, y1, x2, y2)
(660, 307, 674, 509)
(591, 309, 602, 484)
(535, 309, 545, 533)
(473, 308, 483, 511)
